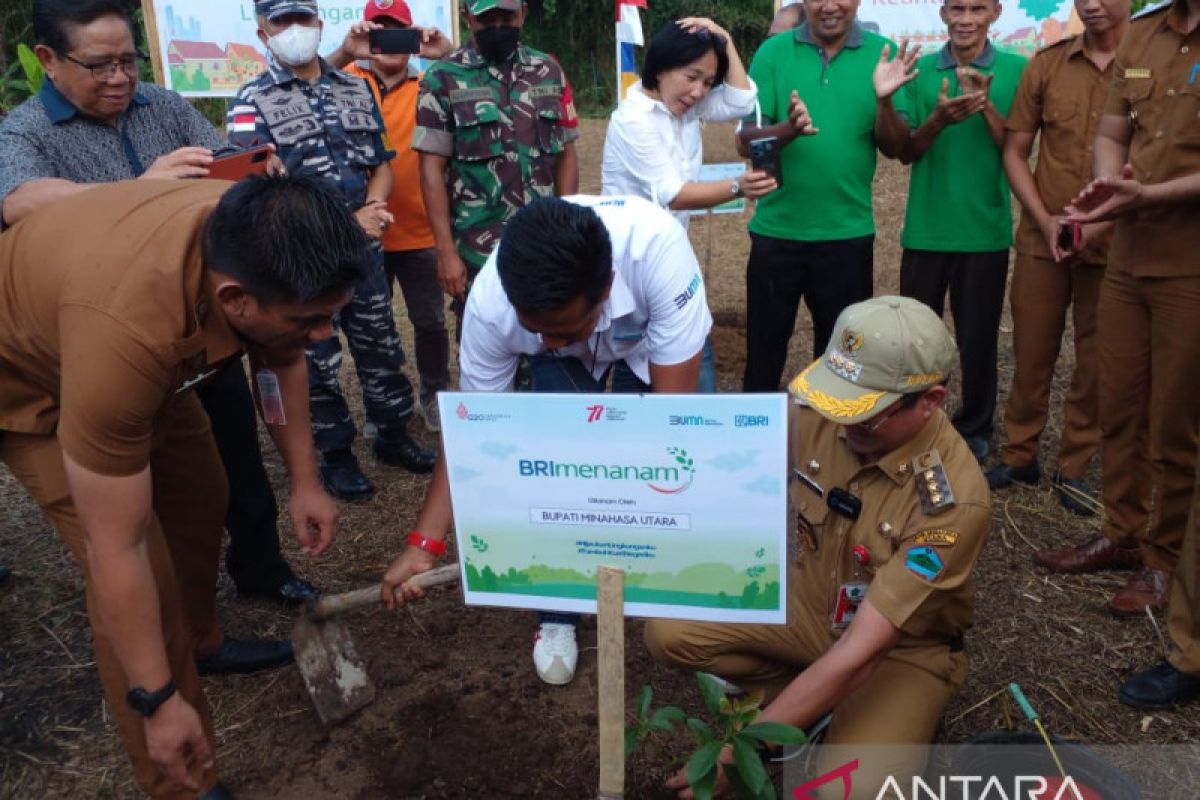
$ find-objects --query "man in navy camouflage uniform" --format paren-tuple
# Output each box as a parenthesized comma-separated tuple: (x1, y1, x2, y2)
(230, 0, 435, 500)
(413, 0, 578, 325)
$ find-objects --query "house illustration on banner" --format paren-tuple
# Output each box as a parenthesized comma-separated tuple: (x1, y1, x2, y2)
(167, 39, 268, 92)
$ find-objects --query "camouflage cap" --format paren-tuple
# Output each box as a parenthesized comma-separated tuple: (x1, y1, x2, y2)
(254, 0, 319, 21)
(466, 0, 523, 13)
(788, 295, 957, 425)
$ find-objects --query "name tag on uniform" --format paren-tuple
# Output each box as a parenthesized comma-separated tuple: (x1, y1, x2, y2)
(1124, 68, 1151, 79)
(832, 582, 868, 630)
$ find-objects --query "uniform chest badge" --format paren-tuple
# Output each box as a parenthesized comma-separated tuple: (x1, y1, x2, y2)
(913, 448, 956, 515)
(1124, 68, 1151, 79)
(832, 581, 868, 629)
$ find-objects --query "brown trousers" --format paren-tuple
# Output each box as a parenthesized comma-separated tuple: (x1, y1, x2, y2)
(1000, 253, 1103, 477)
(644, 572, 966, 799)
(1168, 440, 1200, 675)
(1098, 265, 1200, 572)
(0, 395, 225, 798)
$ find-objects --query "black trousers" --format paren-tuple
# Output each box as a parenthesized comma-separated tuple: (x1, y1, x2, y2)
(742, 232, 874, 392)
(899, 248, 1010, 441)
(196, 360, 293, 593)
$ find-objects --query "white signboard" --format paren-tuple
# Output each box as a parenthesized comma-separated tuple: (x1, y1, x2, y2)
(440, 392, 789, 624)
(145, 0, 456, 97)
(777, 0, 1084, 55)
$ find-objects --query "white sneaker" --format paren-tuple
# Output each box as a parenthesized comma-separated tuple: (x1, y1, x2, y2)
(420, 396, 440, 433)
(532, 622, 577, 685)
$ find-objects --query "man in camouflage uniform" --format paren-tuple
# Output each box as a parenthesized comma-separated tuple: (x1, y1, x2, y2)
(230, 0, 435, 500)
(414, 0, 579, 327)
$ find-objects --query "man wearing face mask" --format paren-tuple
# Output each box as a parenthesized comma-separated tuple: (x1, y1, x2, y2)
(229, 0, 437, 502)
(413, 0, 579, 329)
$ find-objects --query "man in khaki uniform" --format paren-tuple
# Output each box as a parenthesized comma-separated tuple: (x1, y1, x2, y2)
(0, 175, 367, 798)
(988, 0, 1129, 514)
(1037, 0, 1200, 617)
(646, 296, 990, 798)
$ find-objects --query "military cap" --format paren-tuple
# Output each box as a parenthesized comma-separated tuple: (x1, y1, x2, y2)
(255, 0, 319, 21)
(466, 0, 522, 13)
(789, 295, 958, 425)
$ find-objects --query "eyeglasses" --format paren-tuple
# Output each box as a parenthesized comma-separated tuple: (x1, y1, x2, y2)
(62, 52, 145, 82)
(856, 393, 921, 433)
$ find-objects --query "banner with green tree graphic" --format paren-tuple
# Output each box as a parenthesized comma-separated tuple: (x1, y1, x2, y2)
(440, 393, 789, 623)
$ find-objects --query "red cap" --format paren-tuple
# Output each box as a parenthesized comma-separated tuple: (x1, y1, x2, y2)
(364, 0, 413, 25)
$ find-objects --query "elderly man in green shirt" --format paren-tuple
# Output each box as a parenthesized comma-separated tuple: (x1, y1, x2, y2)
(876, 0, 1027, 461)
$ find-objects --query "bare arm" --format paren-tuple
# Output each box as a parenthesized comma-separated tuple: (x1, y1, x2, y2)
(2, 179, 94, 227)
(1093, 113, 1131, 179)
(1003, 129, 1066, 259)
(62, 454, 213, 790)
(871, 41, 921, 160)
(248, 350, 338, 555)
(980, 102, 1007, 150)
(649, 352, 703, 393)
(555, 140, 579, 196)
(419, 151, 469, 298)
(757, 599, 903, 731)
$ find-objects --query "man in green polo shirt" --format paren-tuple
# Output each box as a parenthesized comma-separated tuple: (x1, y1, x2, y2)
(737, 0, 915, 392)
(876, 0, 1027, 460)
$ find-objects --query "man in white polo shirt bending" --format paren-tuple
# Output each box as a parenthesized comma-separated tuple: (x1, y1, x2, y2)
(379, 195, 711, 685)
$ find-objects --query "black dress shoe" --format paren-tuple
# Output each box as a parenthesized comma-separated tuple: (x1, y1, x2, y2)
(1118, 661, 1200, 709)
(196, 637, 294, 676)
(964, 436, 992, 461)
(199, 784, 235, 800)
(319, 449, 375, 501)
(239, 577, 320, 606)
(373, 429, 436, 474)
(985, 461, 1040, 490)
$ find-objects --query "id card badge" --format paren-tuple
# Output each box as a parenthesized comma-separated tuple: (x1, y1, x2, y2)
(256, 369, 287, 425)
(831, 581, 868, 630)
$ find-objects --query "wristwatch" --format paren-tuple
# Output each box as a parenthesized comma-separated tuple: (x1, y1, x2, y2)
(731, 178, 743, 198)
(126, 680, 177, 717)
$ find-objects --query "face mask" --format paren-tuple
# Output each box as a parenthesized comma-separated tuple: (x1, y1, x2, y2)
(475, 26, 520, 64)
(268, 23, 321, 67)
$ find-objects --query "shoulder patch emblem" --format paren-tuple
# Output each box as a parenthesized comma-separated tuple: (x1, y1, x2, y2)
(906, 546, 945, 582)
(912, 448, 956, 515)
(914, 529, 959, 547)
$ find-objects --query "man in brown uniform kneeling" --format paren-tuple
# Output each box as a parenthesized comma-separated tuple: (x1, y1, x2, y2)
(0, 174, 369, 798)
(646, 295, 990, 798)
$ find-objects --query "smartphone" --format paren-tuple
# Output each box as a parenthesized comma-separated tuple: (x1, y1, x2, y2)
(748, 136, 783, 189)
(1057, 221, 1082, 253)
(369, 28, 421, 55)
(206, 145, 272, 182)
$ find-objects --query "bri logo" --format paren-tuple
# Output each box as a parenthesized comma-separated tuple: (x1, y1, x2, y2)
(735, 415, 770, 427)
(673, 274, 702, 310)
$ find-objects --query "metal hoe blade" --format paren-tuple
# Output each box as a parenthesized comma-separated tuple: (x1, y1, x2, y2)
(293, 614, 375, 727)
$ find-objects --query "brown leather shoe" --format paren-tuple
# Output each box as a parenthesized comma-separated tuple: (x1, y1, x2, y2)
(1033, 535, 1141, 574)
(1108, 568, 1170, 616)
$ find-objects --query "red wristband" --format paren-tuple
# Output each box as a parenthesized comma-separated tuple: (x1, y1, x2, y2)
(407, 530, 447, 556)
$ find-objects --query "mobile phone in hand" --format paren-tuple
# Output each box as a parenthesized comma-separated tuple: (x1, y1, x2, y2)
(369, 28, 421, 55)
(749, 136, 783, 189)
(206, 145, 272, 182)
(1057, 221, 1082, 253)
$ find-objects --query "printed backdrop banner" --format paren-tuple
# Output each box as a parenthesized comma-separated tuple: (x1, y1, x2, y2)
(144, 0, 456, 98)
(776, 0, 1084, 54)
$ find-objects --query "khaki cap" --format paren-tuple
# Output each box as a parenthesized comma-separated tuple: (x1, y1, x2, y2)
(788, 295, 957, 425)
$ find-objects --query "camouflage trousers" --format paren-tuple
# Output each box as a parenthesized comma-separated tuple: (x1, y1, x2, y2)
(307, 251, 415, 453)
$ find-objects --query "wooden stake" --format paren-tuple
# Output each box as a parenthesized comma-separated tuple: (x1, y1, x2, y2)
(140, 1, 165, 87)
(597, 566, 625, 800)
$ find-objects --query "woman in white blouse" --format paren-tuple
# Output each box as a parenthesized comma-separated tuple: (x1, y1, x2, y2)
(602, 17, 776, 390)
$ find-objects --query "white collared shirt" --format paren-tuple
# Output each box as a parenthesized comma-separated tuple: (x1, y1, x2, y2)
(601, 80, 757, 229)
(459, 195, 713, 392)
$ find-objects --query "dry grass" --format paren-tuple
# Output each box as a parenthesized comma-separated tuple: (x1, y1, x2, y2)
(0, 118, 1191, 799)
